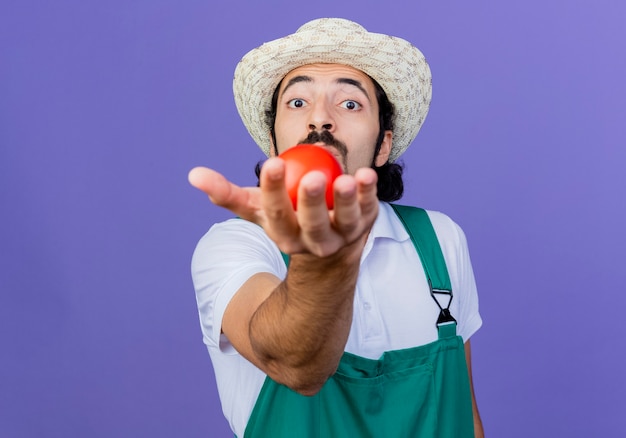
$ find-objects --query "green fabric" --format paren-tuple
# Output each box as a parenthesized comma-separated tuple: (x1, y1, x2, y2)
(244, 325, 473, 437)
(243, 205, 474, 437)
(389, 204, 452, 293)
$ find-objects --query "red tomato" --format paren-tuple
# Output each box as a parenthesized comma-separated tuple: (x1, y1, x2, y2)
(279, 145, 343, 210)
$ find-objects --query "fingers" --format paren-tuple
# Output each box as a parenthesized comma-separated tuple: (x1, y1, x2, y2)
(190, 161, 379, 257)
(331, 174, 360, 234)
(295, 167, 378, 256)
(259, 158, 294, 218)
(188, 167, 261, 220)
(188, 167, 230, 203)
(332, 168, 378, 237)
(296, 171, 334, 254)
(260, 159, 340, 256)
(259, 158, 300, 250)
(354, 167, 379, 219)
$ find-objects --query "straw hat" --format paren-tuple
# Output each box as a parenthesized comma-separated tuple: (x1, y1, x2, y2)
(233, 18, 432, 162)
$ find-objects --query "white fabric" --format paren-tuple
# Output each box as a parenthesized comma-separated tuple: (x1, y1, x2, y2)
(191, 202, 482, 437)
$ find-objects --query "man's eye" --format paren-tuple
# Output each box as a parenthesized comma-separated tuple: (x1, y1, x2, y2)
(287, 99, 306, 108)
(340, 100, 361, 110)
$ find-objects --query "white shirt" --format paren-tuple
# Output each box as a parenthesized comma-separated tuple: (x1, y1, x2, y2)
(192, 202, 482, 436)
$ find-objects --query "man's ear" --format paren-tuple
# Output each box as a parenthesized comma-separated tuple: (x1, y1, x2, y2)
(375, 130, 393, 166)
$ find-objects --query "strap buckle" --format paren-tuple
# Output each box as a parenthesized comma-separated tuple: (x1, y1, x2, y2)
(430, 282, 457, 326)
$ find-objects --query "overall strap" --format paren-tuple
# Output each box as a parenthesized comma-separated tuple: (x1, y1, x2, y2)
(390, 204, 457, 327)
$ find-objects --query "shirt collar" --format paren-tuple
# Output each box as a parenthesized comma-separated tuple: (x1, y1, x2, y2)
(370, 202, 410, 243)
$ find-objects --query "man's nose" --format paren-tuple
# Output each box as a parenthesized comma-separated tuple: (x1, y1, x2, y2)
(308, 101, 334, 132)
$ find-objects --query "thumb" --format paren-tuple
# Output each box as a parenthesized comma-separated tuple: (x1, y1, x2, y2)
(188, 167, 219, 193)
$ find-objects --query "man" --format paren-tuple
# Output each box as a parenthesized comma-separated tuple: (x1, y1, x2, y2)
(190, 18, 484, 437)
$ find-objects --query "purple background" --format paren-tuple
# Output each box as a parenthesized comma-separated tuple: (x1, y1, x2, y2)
(1, 1, 625, 436)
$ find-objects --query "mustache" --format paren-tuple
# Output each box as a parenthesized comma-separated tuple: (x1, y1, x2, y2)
(299, 131, 348, 159)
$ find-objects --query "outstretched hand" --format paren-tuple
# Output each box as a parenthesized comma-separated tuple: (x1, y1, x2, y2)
(188, 157, 379, 257)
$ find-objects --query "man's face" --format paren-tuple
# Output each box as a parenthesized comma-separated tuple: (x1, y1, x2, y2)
(271, 63, 392, 175)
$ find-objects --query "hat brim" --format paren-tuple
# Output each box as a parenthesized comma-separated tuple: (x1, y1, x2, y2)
(233, 18, 432, 162)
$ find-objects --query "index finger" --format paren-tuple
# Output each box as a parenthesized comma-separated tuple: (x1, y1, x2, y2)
(258, 158, 300, 247)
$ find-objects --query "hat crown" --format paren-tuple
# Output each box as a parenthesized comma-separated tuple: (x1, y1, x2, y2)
(296, 17, 366, 34)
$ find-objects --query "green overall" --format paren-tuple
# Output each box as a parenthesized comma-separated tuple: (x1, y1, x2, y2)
(242, 205, 475, 437)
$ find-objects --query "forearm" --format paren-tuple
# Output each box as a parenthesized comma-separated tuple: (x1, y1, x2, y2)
(192, 163, 380, 394)
(249, 239, 362, 395)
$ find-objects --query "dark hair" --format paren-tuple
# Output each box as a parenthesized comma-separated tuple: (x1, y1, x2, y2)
(256, 76, 404, 202)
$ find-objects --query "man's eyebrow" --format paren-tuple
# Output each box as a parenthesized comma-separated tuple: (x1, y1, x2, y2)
(336, 78, 371, 102)
(279, 75, 371, 102)
(280, 75, 312, 96)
